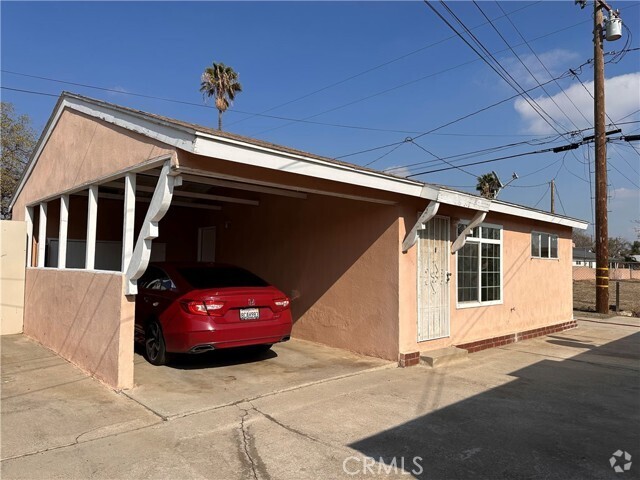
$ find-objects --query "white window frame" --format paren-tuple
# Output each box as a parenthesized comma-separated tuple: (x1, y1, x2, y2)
(531, 231, 559, 260)
(455, 221, 504, 309)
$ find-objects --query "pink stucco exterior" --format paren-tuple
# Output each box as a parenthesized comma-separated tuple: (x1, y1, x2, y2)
(12, 108, 175, 222)
(397, 204, 574, 356)
(11, 96, 583, 388)
(23, 268, 134, 389)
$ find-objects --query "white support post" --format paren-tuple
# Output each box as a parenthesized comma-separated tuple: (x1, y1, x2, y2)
(58, 195, 69, 269)
(125, 161, 180, 295)
(401, 201, 440, 253)
(25, 206, 34, 267)
(85, 185, 98, 270)
(121, 173, 136, 272)
(451, 210, 487, 254)
(37, 203, 47, 267)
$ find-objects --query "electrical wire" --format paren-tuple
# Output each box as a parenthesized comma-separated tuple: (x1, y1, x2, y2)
(225, 1, 544, 129)
(533, 182, 551, 208)
(431, 1, 573, 142)
(554, 183, 567, 215)
(474, 1, 584, 134)
(494, 1, 592, 127)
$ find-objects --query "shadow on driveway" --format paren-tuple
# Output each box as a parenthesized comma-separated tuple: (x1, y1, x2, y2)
(348, 332, 640, 479)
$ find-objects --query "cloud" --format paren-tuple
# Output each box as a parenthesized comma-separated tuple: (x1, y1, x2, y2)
(501, 49, 580, 89)
(611, 187, 640, 201)
(383, 165, 411, 177)
(514, 72, 640, 134)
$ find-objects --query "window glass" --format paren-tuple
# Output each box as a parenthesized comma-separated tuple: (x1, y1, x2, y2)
(457, 224, 479, 238)
(457, 243, 479, 302)
(550, 235, 558, 258)
(178, 266, 268, 289)
(457, 224, 502, 305)
(139, 267, 176, 291)
(531, 233, 540, 257)
(481, 226, 501, 240)
(540, 233, 550, 258)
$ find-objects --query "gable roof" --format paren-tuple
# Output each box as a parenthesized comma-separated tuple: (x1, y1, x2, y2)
(11, 92, 589, 230)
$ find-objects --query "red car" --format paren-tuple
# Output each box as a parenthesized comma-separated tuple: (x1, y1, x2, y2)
(135, 263, 292, 365)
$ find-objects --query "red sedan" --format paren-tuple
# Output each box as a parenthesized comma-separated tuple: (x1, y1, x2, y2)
(135, 263, 292, 365)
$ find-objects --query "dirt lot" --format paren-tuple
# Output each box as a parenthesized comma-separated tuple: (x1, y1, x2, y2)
(574, 279, 640, 315)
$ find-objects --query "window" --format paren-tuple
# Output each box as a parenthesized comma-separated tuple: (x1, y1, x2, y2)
(138, 266, 176, 291)
(531, 232, 559, 259)
(456, 223, 502, 306)
(177, 266, 268, 289)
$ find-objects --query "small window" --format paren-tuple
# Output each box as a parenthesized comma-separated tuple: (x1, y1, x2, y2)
(531, 232, 558, 259)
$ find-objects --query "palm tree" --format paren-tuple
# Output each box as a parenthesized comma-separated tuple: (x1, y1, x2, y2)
(200, 62, 242, 131)
(476, 172, 501, 199)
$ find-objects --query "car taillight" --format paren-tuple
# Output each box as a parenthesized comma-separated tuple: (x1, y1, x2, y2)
(273, 298, 290, 312)
(181, 300, 225, 316)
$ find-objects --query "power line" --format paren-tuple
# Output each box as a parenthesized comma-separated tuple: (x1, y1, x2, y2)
(247, 7, 621, 138)
(554, 183, 567, 215)
(494, 1, 592, 128)
(534, 183, 551, 208)
(409, 139, 477, 178)
(226, 1, 544, 129)
(473, 1, 583, 135)
(431, 0, 573, 142)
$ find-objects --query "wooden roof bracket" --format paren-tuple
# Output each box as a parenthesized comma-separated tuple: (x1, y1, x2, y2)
(401, 201, 440, 253)
(451, 210, 487, 254)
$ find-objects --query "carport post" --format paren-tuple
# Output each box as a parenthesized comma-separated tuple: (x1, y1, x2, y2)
(85, 185, 98, 270)
(37, 203, 47, 267)
(121, 173, 136, 272)
(58, 195, 69, 268)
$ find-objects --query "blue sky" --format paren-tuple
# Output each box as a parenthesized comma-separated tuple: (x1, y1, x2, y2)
(2, 1, 639, 239)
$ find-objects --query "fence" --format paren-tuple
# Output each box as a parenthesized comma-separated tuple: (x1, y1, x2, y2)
(573, 262, 640, 281)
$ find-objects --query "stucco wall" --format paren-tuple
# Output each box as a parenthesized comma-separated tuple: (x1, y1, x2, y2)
(23, 268, 134, 389)
(1, 221, 27, 335)
(399, 204, 574, 354)
(12, 108, 175, 221)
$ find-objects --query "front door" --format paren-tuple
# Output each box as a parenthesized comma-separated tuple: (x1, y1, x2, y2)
(417, 216, 451, 341)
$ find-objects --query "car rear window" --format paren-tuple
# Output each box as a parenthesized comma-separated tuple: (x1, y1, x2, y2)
(177, 267, 269, 289)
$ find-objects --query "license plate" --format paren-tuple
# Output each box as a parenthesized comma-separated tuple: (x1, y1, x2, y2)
(240, 308, 260, 320)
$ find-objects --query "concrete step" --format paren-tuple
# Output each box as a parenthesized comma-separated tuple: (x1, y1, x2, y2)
(420, 346, 469, 368)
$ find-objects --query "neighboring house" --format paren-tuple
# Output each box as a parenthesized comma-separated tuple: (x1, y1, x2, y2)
(8, 93, 588, 389)
(573, 247, 597, 268)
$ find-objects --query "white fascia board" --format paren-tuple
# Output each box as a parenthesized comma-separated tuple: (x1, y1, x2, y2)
(436, 189, 491, 211)
(64, 97, 195, 151)
(489, 201, 589, 229)
(193, 133, 426, 198)
(434, 187, 588, 230)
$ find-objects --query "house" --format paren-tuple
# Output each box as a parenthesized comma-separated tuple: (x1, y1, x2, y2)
(573, 247, 596, 268)
(7, 93, 588, 389)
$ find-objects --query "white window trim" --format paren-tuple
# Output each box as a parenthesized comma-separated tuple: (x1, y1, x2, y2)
(531, 230, 560, 260)
(455, 221, 504, 309)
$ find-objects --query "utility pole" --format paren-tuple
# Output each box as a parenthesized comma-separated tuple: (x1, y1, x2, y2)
(594, 0, 609, 314)
(578, 0, 622, 312)
(550, 180, 555, 214)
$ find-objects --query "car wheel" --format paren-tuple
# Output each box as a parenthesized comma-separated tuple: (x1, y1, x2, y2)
(145, 321, 168, 366)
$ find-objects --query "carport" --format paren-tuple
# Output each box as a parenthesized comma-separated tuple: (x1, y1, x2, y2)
(10, 92, 587, 390)
(10, 92, 425, 389)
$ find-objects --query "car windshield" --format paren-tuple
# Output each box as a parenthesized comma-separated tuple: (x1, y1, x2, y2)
(177, 267, 269, 289)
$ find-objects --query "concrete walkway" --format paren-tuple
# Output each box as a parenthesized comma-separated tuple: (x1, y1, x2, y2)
(2, 318, 638, 479)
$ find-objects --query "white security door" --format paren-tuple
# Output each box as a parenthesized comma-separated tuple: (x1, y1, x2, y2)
(417, 216, 451, 341)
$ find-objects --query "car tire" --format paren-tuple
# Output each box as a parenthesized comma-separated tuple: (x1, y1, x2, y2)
(145, 321, 168, 366)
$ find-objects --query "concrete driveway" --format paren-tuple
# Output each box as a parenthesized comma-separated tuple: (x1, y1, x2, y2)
(2, 317, 639, 479)
(127, 339, 392, 419)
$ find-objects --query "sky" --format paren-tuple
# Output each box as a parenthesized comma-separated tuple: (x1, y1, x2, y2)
(2, 1, 639, 240)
